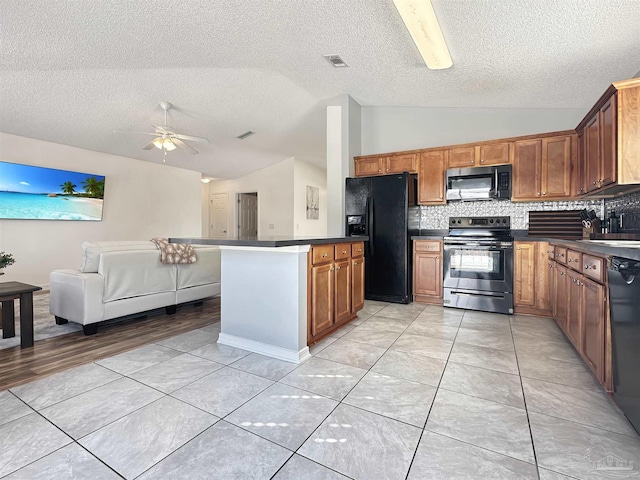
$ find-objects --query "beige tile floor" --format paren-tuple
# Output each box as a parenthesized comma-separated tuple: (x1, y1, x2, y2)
(1, 301, 639, 479)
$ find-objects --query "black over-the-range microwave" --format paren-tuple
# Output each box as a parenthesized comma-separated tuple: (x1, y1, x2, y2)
(445, 164, 512, 202)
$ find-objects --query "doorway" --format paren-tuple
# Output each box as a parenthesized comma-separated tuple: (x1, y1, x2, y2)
(209, 192, 228, 238)
(237, 192, 258, 238)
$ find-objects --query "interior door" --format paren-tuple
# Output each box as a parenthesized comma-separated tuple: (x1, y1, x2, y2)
(209, 192, 228, 238)
(238, 193, 258, 238)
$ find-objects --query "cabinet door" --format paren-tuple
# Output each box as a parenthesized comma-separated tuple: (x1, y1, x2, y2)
(351, 257, 365, 313)
(577, 130, 586, 195)
(535, 242, 550, 312)
(479, 142, 510, 166)
(547, 260, 556, 315)
(354, 157, 383, 177)
(414, 252, 442, 298)
(582, 278, 605, 380)
(418, 150, 446, 205)
(600, 95, 617, 188)
(585, 114, 600, 192)
(310, 263, 333, 337)
(334, 260, 351, 324)
(512, 140, 542, 200)
(555, 264, 568, 332)
(514, 242, 536, 307)
(542, 135, 573, 199)
(386, 153, 418, 174)
(448, 147, 476, 168)
(566, 269, 583, 348)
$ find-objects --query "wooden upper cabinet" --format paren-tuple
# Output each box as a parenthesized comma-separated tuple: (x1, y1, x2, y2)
(600, 95, 617, 188)
(386, 153, 418, 174)
(577, 130, 586, 195)
(354, 156, 384, 177)
(418, 150, 447, 205)
(479, 142, 510, 166)
(584, 113, 601, 193)
(542, 135, 573, 199)
(512, 139, 542, 200)
(513, 135, 574, 201)
(448, 146, 476, 168)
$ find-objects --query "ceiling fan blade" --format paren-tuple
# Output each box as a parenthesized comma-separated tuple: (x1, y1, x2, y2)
(174, 133, 209, 143)
(113, 130, 157, 136)
(172, 138, 199, 155)
(142, 140, 157, 150)
(152, 124, 173, 134)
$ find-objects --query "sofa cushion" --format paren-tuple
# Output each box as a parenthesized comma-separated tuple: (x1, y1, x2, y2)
(99, 250, 177, 302)
(177, 247, 221, 289)
(81, 241, 156, 273)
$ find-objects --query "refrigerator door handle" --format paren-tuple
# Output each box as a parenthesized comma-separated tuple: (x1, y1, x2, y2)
(368, 196, 375, 256)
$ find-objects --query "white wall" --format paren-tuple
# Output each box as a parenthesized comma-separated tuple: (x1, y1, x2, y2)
(209, 157, 295, 238)
(360, 106, 587, 155)
(201, 182, 210, 236)
(0, 133, 202, 287)
(293, 158, 327, 237)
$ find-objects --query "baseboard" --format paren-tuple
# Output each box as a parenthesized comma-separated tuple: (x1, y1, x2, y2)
(218, 333, 311, 364)
(514, 306, 552, 317)
(413, 294, 443, 305)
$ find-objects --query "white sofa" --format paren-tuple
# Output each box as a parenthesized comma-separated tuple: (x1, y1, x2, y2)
(50, 241, 221, 335)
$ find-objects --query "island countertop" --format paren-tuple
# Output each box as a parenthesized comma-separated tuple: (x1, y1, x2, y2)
(169, 236, 368, 248)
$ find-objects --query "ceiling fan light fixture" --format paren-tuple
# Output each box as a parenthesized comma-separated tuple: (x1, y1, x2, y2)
(152, 137, 164, 149)
(392, 0, 453, 70)
(162, 138, 176, 151)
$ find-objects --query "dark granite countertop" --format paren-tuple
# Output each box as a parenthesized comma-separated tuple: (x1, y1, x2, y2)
(511, 234, 640, 261)
(169, 236, 369, 248)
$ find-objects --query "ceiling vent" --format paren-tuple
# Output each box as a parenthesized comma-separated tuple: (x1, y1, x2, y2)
(323, 55, 348, 68)
(236, 131, 255, 140)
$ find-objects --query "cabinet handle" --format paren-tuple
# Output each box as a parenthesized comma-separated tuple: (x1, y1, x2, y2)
(584, 264, 590, 269)
(336, 266, 341, 270)
(480, 159, 485, 163)
(322, 253, 328, 257)
(357, 248, 362, 252)
(435, 255, 439, 259)
(342, 250, 347, 254)
(470, 160, 474, 165)
(592, 181, 597, 185)
(517, 247, 521, 250)
(330, 268, 335, 272)
(536, 192, 541, 196)
(567, 259, 573, 263)
(542, 191, 547, 196)
(560, 271, 565, 276)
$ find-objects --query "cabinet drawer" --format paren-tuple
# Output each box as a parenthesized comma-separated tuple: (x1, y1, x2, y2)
(566, 250, 582, 269)
(351, 242, 365, 257)
(415, 240, 441, 252)
(335, 243, 352, 260)
(583, 254, 605, 283)
(555, 247, 567, 265)
(547, 246, 556, 259)
(312, 245, 335, 264)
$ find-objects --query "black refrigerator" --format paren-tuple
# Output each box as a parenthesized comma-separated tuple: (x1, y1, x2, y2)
(345, 172, 417, 304)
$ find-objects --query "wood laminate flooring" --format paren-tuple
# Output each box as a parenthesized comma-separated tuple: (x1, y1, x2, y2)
(0, 298, 220, 391)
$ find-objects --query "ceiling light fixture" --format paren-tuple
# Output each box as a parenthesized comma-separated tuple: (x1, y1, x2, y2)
(152, 136, 176, 151)
(200, 178, 212, 184)
(392, 0, 452, 70)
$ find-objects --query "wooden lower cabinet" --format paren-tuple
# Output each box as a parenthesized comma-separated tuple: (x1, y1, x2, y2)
(554, 264, 568, 332)
(310, 263, 333, 337)
(308, 242, 364, 344)
(514, 241, 550, 315)
(352, 256, 365, 312)
(566, 268, 583, 347)
(582, 277, 606, 380)
(413, 240, 443, 304)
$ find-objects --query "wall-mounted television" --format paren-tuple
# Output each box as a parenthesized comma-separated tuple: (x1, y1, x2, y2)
(0, 161, 105, 221)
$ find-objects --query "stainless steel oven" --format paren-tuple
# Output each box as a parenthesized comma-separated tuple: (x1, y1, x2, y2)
(443, 216, 514, 314)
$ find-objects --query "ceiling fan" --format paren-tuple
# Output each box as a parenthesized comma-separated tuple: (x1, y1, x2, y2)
(116, 101, 209, 156)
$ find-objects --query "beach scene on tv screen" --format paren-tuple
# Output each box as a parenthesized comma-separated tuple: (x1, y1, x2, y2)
(0, 161, 105, 221)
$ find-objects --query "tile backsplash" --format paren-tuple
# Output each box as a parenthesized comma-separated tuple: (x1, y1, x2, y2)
(419, 199, 602, 230)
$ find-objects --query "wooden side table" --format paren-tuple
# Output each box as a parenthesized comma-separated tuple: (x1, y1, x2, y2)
(0, 282, 42, 348)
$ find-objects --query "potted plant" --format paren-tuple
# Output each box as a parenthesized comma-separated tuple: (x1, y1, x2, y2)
(0, 252, 15, 275)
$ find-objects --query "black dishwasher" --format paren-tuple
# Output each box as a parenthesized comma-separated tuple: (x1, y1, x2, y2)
(609, 256, 640, 435)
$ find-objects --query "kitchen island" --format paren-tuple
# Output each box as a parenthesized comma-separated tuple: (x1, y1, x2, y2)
(169, 236, 367, 363)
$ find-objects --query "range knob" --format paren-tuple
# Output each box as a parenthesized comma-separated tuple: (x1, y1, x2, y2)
(502, 219, 507, 224)
(489, 219, 494, 224)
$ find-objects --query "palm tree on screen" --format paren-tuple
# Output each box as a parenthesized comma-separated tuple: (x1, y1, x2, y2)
(60, 181, 76, 195)
(81, 177, 103, 198)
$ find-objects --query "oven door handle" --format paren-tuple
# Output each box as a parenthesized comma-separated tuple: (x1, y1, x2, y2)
(444, 244, 511, 250)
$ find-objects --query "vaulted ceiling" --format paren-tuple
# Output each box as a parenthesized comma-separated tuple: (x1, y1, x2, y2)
(2, 0, 639, 178)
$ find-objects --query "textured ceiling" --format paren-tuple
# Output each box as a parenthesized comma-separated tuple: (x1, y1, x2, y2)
(1, 0, 639, 178)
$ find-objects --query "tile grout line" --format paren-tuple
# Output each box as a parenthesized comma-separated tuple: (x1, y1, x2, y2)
(403, 304, 464, 480)
(508, 314, 542, 480)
